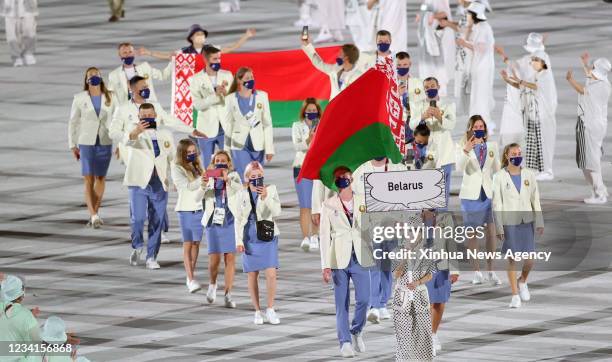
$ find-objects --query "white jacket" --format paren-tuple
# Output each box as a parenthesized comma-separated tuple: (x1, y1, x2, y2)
(190, 69, 234, 138)
(405, 140, 439, 171)
(172, 164, 204, 212)
(229, 185, 282, 247)
(224, 91, 274, 154)
(291, 120, 313, 168)
(302, 43, 363, 100)
(319, 193, 374, 269)
(201, 171, 242, 226)
(352, 160, 407, 195)
(107, 61, 172, 104)
(400, 76, 427, 124)
(492, 168, 544, 235)
(456, 140, 501, 200)
(311, 179, 335, 215)
(411, 99, 457, 167)
(123, 129, 175, 190)
(68, 91, 117, 149)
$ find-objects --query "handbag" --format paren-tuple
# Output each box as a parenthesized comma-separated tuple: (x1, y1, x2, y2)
(248, 190, 275, 242)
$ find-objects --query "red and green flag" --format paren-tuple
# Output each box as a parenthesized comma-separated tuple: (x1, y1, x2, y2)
(298, 57, 406, 189)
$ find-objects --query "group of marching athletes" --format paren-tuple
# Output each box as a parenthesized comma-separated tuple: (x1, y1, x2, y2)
(64, 5, 610, 360)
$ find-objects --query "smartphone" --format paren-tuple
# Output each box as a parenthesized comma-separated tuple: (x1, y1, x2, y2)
(301, 26, 309, 41)
(206, 169, 223, 178)
(466, 130, 475, 140)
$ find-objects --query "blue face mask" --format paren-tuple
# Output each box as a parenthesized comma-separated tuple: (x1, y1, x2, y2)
(509, 156, 523, 166)
(215, 163, 228, 169)
(88, 75, 102, 86)
(335, 177, 351, 189)
(374, 156, 386, 161)
(186, 153, 197, 162)
(250, 177, 264, 187)
(139, 88, 151, 99)
(336, 57, 344, 66)
(243, 79, 255, 90)
(474, 129, 486, 139)
(416, 142, 426, 149)
(141, 117, 157, 129)
(426, 88, 438, 99)
(210, 62, 221, 72)
(122, 56, 135, 65)
(305, 112, 319, 121)
(397, 67, 410, 76)
(377, 42, 391, 53)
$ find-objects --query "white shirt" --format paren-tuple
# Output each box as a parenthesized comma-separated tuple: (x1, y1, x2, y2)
(124, 66, 137, 80)
(340, 198, 354, 213)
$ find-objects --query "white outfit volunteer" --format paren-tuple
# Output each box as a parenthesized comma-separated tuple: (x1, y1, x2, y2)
(345, 0, 375, 52)
(530, 51, 557, 177)
(108, 62, 172, 104)
(375, 0, 408, 54)
(313, 0, 345, 43)
(2, 0, 38, 66)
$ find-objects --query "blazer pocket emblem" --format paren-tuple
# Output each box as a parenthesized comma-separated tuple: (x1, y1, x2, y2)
(359, 205, 366, 213)
(143, 74, 149, 79)
(257, 103, 263, 109)
(427, 154, 434, 161)
(164, 141, 170, 148)
(524, 180, 530, 187)
(415, 88, 421, 94)
(489, 151, 494, 157)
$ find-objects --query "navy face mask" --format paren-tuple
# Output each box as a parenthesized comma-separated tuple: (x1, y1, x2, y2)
(374, 156, 386, 161)
(243, 79, 255, 90)
(88, 75, 102, 86)
(250, 177, 264, 187)
(509, 156, 523, 166)
(186, 153, 197, 163)
(139, 88, 151, 99)
(397, 67, 410, 76)
(336, 57, 344, 66)
(210, 63, 221, 72)
(474, 129, 486, 139)
(377, 42, 391, 53)
(141, 117, 157, 129)
(215, 163, 228, 169)
(335, 177, 351, 189)
(416, 143, 426, 149)
(122, 56, 135, 65)
(305, 112, 319, 121)
(426, 88, 438, 99)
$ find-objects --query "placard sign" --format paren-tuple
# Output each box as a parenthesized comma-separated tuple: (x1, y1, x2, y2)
(364, 169, 446, 212)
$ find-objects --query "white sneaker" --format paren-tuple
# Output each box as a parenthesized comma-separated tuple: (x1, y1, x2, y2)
(351, 332, 365, 353)
(340, 342, 355, 358)
(300, 237, 310, 252)
(518, 278, 531, 301)
(536, 171, 554, 181)
(224, 293, 236, 308)
(13, 57, 24, 67)
(584, 195, 607, 204)
(379, 307, 391, 320)
(145, 258, 160, 269)
(129, 247, 143, 266)
(509, 294, 522, 308)
(367, 308, 380, 324)
(487, 271, 502, 286)
(314, 29, 333, 44)
(432, 333, 442, 351)
(24, 53, 36, 65)
(161, 232, 171, 244)
(472, 271, 484, 284)
(187, 279, 201, 293)
(253, 310, 264, 325)
(265, 307, 280, 325)
(333, 30, 344, 41)
(206, 284, 217, 303)
(309, 235, 320, 251)
(91, 214, 102, 229)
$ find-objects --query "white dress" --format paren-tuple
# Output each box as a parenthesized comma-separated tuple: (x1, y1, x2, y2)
(314, 0, 345, 31)
(376, 0, 408, 54)
(499, 55, 531, 147)
(468, 21, 495, 125)
(453, 5, 471, 115)
(576, 77, 611, 171)
(346, 0, 376, 52)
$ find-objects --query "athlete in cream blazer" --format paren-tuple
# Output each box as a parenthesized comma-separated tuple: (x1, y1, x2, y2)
(229, 184, 281, 248)
(352, 159, 407, 195)
(107, 61, 172, 104)
(457, 140, 501, 200)
(224, 90, 274, 155)
(319, 193, 375, 270)
(172, 164, 206, 212)
(411, 99, 457, 169)
(301, 43, 363, 100)
(68, 91, 117, 149)
(123, 128, 175, 190)
(190, 69, 234, 139)
(492, 168, 544, 236)
(201, 171, 242, 226)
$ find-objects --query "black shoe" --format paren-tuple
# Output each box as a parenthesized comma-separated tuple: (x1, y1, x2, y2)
(121, 9, 125, 17)
(109, 15, 119, 22)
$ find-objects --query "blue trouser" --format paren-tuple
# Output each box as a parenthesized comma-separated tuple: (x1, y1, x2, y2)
(332, 252, 371, 345)
(370, 240, 395, 308)
(232, 149, 264, 182)
(128, 173, 168, 259)
(441, 164, 453, 211)
(197, 132, 224, 168)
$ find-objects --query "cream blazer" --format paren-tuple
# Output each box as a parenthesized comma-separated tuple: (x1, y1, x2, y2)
(190, 69, 234, 138)
(291, 120, 313, 168)
(68, 91, 117, 148)
(107, 61, 172, 104)
(456, 140, 501, 200)
(201, 171, 242, 226)
(411, 99, 457, 167)
(229, 185, 281, 247)
(123, 129, 174, 190)
(224, 91, 274, 154)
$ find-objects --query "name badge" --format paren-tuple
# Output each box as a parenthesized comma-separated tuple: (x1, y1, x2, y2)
(246, 111, 260, 127)
(212, 207, 226, 225)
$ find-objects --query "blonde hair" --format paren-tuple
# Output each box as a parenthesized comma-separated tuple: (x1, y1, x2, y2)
(208, 150, 234, 171)
(229, 67, 253, 94)
(244, 161, 264, 181)
(502, 143, 521, 168)
(175, 139, 203, 180)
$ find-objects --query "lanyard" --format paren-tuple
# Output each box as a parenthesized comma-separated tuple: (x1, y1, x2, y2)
(340, 197, 353, 227)
(413, 142, 422, 160)
(214, 178, 227, 206)
(477, 143, 486, 167)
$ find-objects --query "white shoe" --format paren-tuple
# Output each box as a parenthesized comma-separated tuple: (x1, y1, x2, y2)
(333, 30, 344, 41)
(472, 271, 484, 284)
(518, 278, 531, 301)
(129, 247, 143, 266)
(224, 293, 236, 308)
(161, 232, 171, 244)
(379, 307, 391, 320)
(367, 308, 380, 324)
(253, 310, 264, 325)
(487, 271, 502, 286)
(340, 342, 356, 358)
(536, 171, 554, 181)
(265, 307, 280, 325)
(91, 214, 102, 229)
(13, 57, 24, 67)
(309, 235, 320, 251)
(300, 237, 310, 252)
(187, 279, 201, 293)
(584, 195, 608, 204)
(351, 332, 365, 353)
(145, 258, 160, 269)
(24, 53, 36, 65)
(314, 30, 333, 44)
(432, 333, 442, 351)
(509, 294, 522, 308)
(206, 284, 217, 303)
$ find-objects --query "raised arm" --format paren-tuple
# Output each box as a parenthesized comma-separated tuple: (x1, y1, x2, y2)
(221, 28, 256, 54)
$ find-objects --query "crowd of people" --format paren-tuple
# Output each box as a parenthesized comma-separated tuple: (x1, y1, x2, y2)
(2, 0, 611, 361)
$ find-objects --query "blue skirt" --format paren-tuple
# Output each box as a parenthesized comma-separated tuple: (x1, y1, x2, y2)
(426, 270, 451, 303)
(501, 223, 535, 254)
(177, 210, 204, 242)
(242, 220, 279, 272)
(461, 188, 493, 227)
(79, 138, 112, 177)
(293, 168, 313, 209)
(206, 220, 236, 255)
